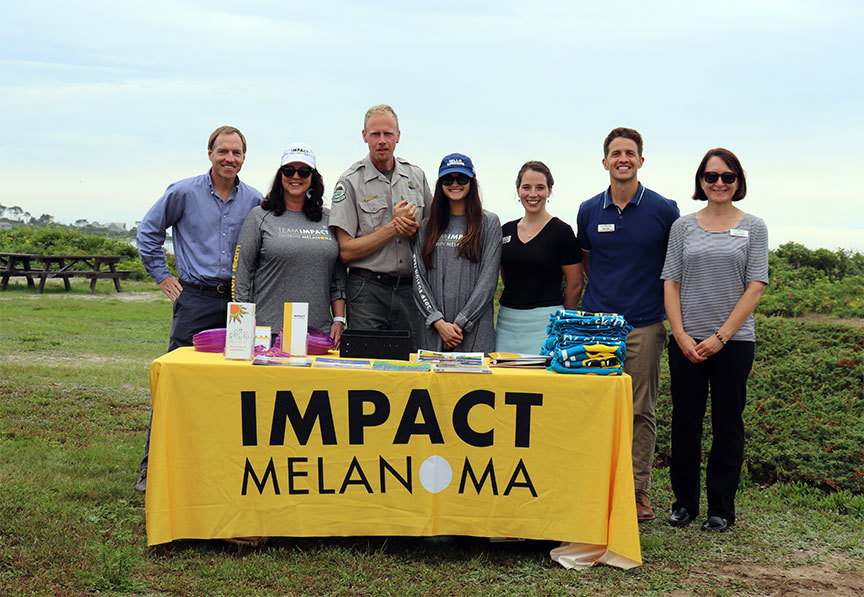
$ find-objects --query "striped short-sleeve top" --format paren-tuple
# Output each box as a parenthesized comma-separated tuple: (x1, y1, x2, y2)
(661, 212, 768, 342)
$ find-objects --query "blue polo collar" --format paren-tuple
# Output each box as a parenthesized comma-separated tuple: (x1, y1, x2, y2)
(602, 183, 645, 209)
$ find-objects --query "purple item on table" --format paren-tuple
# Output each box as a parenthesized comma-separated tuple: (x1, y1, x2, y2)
(193, 326, 334, 355)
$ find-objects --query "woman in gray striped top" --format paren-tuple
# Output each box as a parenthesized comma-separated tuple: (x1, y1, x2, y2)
(661, 148, 768, 533)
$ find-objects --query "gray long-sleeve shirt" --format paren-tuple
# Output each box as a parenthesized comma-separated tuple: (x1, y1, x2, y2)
(233, 206, 346, 332)
(412, 210, 502, 353)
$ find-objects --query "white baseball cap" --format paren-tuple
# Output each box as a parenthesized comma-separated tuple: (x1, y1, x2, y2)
(281, 142, 316, 169)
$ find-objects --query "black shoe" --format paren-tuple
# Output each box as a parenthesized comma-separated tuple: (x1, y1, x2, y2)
(135, 467, 147, 493)
(667, 507, 693, 527)
(701, 516, 731, 532)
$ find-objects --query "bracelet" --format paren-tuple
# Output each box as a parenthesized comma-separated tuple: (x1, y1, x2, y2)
(333, 316, 347, 326)
(714, 330, 727, 345)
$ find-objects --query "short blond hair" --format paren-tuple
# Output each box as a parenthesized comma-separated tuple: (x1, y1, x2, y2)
(208, 126, 247, 153)
(363, 104, 399, 130)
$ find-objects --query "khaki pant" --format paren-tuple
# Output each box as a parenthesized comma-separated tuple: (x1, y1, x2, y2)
(624, 322, 668, 492)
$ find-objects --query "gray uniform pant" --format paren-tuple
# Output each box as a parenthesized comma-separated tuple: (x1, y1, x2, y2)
(346, 269, 420, 352)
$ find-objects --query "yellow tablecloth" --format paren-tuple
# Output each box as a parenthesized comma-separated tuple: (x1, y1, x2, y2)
(145, 348, 640, 568)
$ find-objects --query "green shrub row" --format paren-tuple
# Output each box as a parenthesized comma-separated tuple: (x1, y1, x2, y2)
(3, 229, 863, 316)
(0, 225, 175, 282)
(758, 243, 864, 318)
(655, 315, 864, 493)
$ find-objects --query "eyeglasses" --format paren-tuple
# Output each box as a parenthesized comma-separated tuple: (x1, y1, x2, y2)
(281, 165, 313, 179)
(703, 171, 738, 184)
(440, 173, 471, 186)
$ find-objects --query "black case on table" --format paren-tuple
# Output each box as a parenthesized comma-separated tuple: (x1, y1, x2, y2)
(340, 329, 412, 361)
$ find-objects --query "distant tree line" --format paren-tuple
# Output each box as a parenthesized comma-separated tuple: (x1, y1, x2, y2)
(0, 204, 140, 238)
(0, 225, 176, 282)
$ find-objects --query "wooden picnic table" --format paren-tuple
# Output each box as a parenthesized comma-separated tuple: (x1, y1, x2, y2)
(0, 252, 132, 293)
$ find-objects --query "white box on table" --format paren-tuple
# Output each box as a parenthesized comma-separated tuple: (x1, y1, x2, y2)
(283, 302, 308, 357)
(225, 302, 256, 360)
(255, 326, 272, 351)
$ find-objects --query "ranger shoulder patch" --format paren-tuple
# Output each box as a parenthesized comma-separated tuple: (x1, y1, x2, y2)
(332, 180, 347, 203)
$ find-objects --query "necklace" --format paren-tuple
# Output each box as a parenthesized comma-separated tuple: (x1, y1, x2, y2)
(520, 215, 552, 240)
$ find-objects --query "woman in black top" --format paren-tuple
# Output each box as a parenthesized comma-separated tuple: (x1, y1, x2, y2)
(496, 161, 583, 353)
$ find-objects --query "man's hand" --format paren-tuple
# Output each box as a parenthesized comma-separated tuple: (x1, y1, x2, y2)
(158, 276, 183, 302)
(392, 200, 418, 237)
(393, 216, 419, 236)
(393, 200, 417, 220)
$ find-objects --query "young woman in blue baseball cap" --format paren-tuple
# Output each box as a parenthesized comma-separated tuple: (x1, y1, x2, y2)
(412, 153, 502, 353)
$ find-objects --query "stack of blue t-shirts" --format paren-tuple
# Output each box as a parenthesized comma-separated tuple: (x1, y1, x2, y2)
(541, 310, 633, 375)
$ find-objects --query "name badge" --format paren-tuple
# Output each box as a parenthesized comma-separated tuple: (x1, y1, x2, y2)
(730, 228, 749, 238)
(363, 194, 378, 202)
(502, 235, 511, 244)
(598, 224, 615, 233)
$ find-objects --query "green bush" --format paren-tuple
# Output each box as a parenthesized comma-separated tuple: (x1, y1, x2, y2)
(0, 225, 176, 282)
(655, 316, 864, 493)
(759, 243, 864, 318)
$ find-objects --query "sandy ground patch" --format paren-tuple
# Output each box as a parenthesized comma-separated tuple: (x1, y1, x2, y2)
(677, 554, 864, 596)
(0, 289, 165, 302)
(1, 352, 154, 366)
(719, 558, 864, 596)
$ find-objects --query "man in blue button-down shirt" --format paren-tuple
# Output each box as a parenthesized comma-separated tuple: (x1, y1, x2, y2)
(135, 125, 262, 491)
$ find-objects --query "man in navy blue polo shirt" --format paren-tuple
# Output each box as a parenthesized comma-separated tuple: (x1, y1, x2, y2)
(577, 127, 680, 522)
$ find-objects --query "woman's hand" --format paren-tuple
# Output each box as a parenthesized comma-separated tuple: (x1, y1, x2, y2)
(329, 322, 344, 350)
(434, 320, 463, 350)
(674, 331, 706, 364)
(694, 334, 724, 359)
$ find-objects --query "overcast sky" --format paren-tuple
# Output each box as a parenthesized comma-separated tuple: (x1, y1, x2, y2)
(2, 0, 862, 250)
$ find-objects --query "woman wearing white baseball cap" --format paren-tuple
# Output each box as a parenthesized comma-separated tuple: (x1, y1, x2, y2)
(412, 153, 502, 353)
(233, 142, 347, 347)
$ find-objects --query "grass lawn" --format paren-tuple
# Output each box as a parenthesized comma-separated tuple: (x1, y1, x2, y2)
(1, 279, 862, 595)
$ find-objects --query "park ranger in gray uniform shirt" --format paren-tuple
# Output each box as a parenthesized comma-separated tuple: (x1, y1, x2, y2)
(329, 104, 433, 349)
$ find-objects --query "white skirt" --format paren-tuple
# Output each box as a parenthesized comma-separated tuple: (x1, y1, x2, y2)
(495, 304, 561, 354)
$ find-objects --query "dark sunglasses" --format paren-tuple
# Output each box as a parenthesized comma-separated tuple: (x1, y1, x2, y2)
(703, 171, 737, 184)
(440, 173, 471, 186)
(281, 165, 314, 179)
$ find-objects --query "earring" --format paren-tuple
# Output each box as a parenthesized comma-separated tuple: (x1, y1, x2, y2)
(306, 189, 312, 199)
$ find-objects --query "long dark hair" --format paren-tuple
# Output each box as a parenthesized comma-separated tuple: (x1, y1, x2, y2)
(421, 177, 483, 269)
(261, 168, 325, 221)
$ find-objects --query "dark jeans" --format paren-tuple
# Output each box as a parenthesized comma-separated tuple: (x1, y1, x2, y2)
(140, 287, 231, 472)
(346, 270, 420, 352)
(668, 339, 755, 523)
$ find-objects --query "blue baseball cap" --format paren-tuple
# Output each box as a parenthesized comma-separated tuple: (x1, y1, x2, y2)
(438, 153, 475, 178)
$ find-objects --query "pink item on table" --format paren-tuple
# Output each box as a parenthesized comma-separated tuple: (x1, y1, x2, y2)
(193, 326, 334, 355)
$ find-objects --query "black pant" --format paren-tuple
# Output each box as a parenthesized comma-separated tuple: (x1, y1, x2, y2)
(168, 286, 232, 351)
(141, 286, 231, 472)
(346, 270, 420, 352)
(668, 339, 754, 523)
